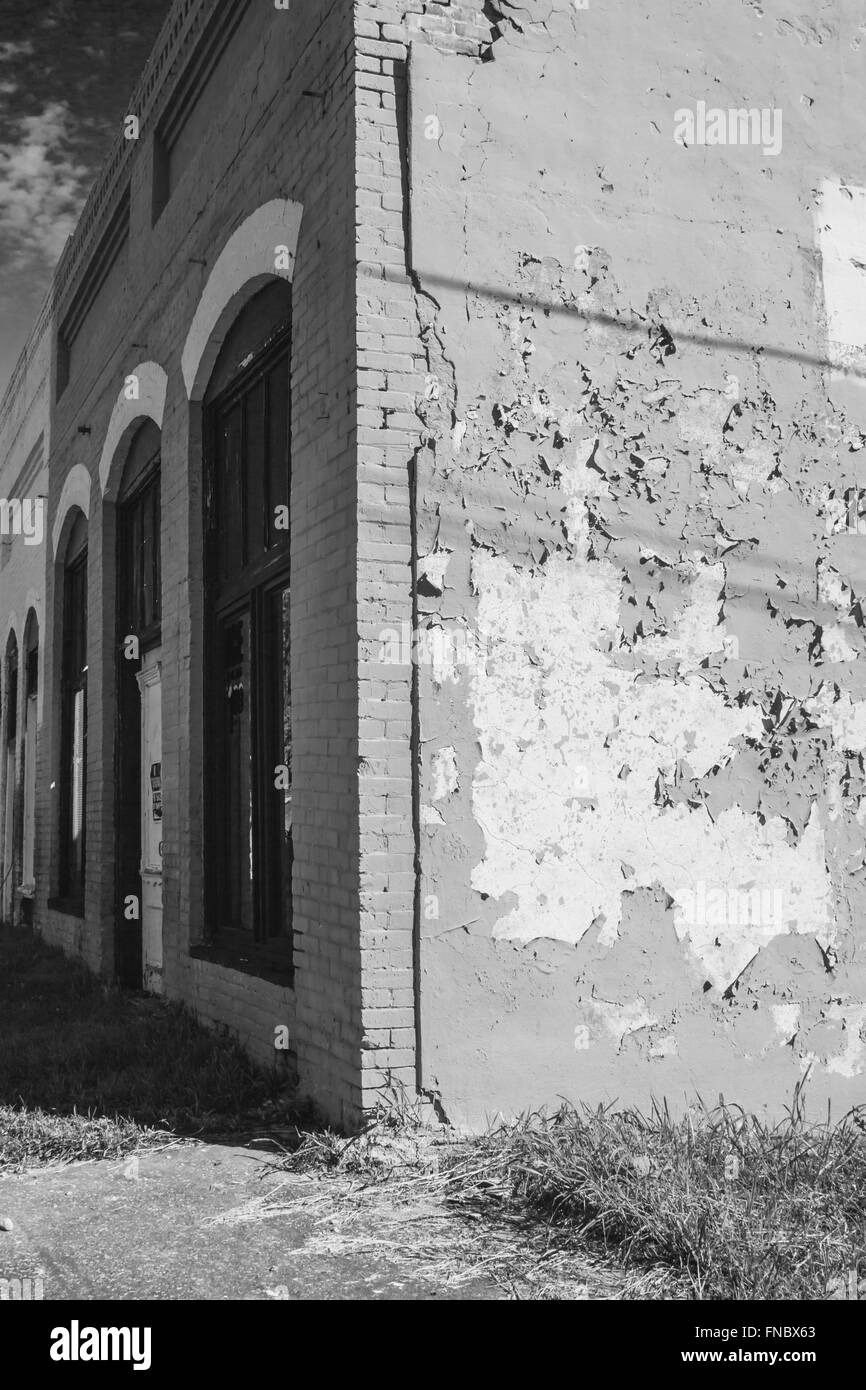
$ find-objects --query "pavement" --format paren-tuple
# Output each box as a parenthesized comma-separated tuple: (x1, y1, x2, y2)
(0, 1138, 608, 1300)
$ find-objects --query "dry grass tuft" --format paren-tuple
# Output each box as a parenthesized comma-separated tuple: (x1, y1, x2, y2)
(275, 1083, 866, 1300)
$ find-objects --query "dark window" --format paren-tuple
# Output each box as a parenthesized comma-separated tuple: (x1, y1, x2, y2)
(60, 524, 87, 902)
(5, 643, 17, 747)
(119, 467, 161, 645)
(204, 321, 291, 960)
(115, 440, 161, 987)
(26, 644, 38, 700)
(22, 622, 38, 891)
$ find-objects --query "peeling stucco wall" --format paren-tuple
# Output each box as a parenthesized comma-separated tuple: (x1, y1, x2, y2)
(402, 0, 866, 1125)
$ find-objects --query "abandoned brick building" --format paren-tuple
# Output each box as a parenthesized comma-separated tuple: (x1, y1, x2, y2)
(1, 0, 866, 1128)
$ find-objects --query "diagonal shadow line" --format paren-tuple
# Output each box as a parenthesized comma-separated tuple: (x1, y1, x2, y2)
(424, 443, 866, 593)
(412, 270, 866, 381)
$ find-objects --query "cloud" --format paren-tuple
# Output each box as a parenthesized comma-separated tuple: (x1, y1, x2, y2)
(0, 102, 90, 271)
(0, 41, 34, 63)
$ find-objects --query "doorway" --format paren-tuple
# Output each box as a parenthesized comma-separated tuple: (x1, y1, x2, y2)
(115, 422, 162, 990)
(2, 634, 18, 922)
(20, 617, 38, 922)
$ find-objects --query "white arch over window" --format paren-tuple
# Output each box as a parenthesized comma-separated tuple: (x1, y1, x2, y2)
(22, 590, 43, 633)
(3, 614, 20, 654)
(51, 464, 91, 561)
(182, 198, 303, 402)
(98, 362, 168, 497)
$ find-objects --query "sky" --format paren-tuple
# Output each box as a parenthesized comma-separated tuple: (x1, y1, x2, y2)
(0, 0, 174, 401)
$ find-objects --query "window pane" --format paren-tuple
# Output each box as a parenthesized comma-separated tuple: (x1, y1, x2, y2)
(26, 646, 38, 698)
(61, 548, 87, 899)
(6, 653, 17, 744)
(245, 379, 267, 566)
(70, 687, 86, 885)
(119, 473, 160, 637)
(206, 328, 291, 960)
(266, 360, 289, 550)
(152, 482, 161, 625)
(267, 583, 292, 938)
(221, 613, 253, 932)
(217, 405, 244, 583)
(141, 484, 154, 630)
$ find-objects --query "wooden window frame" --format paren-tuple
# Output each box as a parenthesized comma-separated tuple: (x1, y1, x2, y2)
(200, 323, 292, 982)
(58, 547, 88, 906)
(118, 457, 162, 651)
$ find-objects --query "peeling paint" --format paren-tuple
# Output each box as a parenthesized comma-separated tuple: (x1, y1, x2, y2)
(431, 746, 459, 800)
(405, 0, 866, 1125)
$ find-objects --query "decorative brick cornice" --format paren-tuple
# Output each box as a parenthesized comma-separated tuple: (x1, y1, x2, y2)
(53, 0, 223, 310)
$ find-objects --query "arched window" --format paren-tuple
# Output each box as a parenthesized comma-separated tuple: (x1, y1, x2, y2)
(21, 613, 39, 898)
(2, 632, 18, 921)
(203, 280, 292, 966)
(118, 420, 161, 641)
(59, 511, 88, 904)
(116, 418, 162, 989)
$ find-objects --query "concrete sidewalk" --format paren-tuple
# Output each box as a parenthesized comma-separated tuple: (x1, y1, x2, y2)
(0, 1140, 608, 1300)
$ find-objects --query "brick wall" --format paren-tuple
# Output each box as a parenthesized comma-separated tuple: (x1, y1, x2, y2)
(0, 303, 50, 935)
(39, 0, 364, 1128)
(351, 0, 496, 1109)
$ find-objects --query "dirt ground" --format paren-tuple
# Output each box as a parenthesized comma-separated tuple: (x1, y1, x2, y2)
(0, 1138, 620, 1301)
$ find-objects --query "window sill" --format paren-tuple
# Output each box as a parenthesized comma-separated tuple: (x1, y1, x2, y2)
(47, 896, 85, 919)
(190, 940, 294, 990)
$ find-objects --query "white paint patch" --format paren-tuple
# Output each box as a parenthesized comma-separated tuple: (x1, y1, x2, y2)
(816, 562, 850, 609)
(669, 810, 830, 990)
(419, 547, 451, 593)
(430, 630, 460, 686)
(728, 438, 777, 497)
(816, 179, 866, 377)
(805, 684, 866, 752)
(583, 996, 658, 1051)
(468, 489, 835, 989)
(638, 557, 728, 666)
(677, 388, 730, 452)
(771, 1002, 800, 1043)
(431, 746, 459, 801)
(819, 625, 858, 662)
(824, 1002, 866, 1078)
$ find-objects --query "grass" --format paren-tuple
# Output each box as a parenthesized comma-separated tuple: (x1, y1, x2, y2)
(3, 923, 865, 1298)
(438, 1095, 866, 1299)
(0, 924, 290, 1171)
(277, 1089, 866, 1300)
